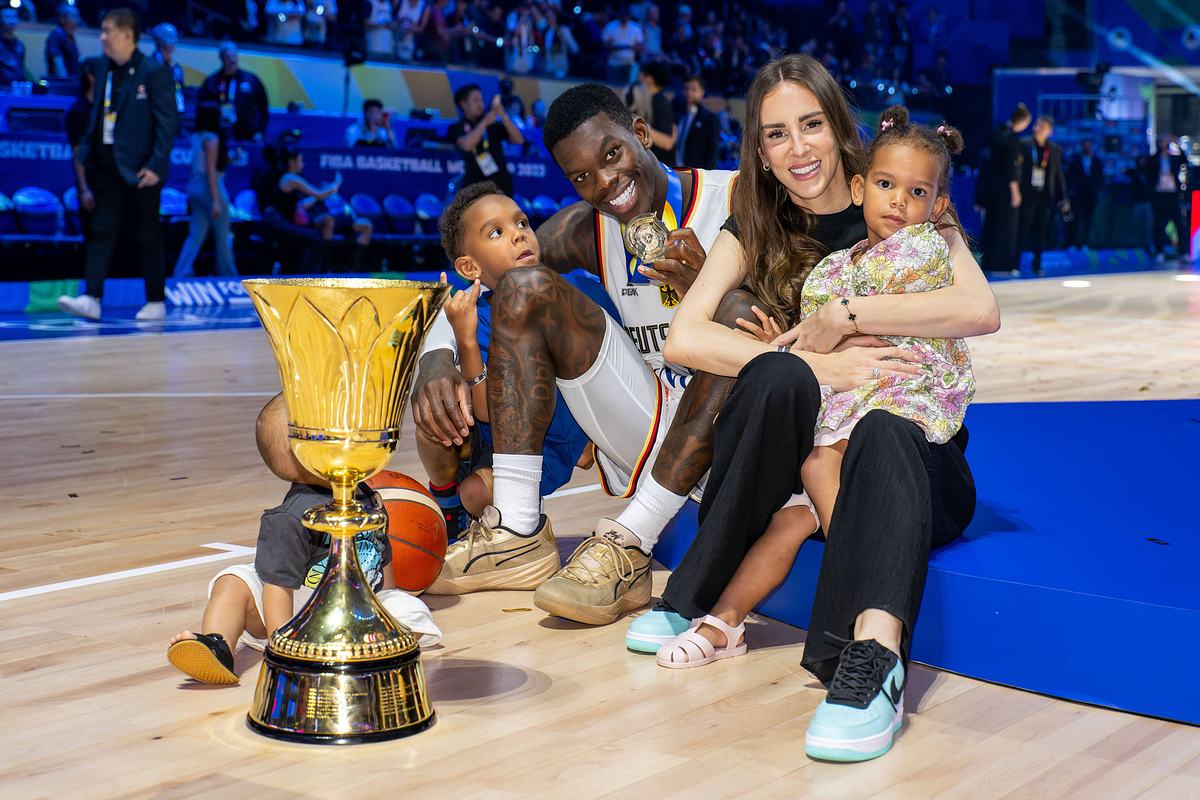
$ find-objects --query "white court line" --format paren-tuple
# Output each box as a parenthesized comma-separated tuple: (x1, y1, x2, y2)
(0, 542, 255, 604)
(0, 392, 278, 400)
(546, 484, 602, 499)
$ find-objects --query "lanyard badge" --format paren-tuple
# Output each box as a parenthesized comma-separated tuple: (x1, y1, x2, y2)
(102, 72, 117, 145)
(621, 163, 684, 307)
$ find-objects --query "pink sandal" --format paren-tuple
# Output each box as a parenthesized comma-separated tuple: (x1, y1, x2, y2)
(656, 614, 748, 669)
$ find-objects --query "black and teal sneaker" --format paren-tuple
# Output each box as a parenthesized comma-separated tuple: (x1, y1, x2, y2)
(805, 638, 905, 762)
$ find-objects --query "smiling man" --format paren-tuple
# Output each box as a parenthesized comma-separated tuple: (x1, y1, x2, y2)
(409, 84, 743, 631)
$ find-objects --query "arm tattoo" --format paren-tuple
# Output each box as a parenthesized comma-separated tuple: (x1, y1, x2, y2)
(537, 202, 598, 276)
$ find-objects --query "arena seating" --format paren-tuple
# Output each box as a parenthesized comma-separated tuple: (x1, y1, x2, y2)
(383, 194, 416, 235)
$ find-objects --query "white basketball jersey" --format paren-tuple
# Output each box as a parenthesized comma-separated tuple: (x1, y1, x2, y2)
(593, 167, 738, 386)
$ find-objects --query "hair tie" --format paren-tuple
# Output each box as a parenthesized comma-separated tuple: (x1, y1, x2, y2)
(881, 119, 894, 131)
(937, 125, 947, 134)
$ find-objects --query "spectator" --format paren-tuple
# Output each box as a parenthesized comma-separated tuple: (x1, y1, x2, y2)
(345, 98, 396, 148)
(675, 74, 719, 170)
(722, 33, 756, 95)
(602, 11, 643, 85)
(277, 149, 373, 268)
(173, 103, 238, 279)
(255, 139, 330, 273)
(1127, 155, 1155, 256)
(1066, 137, 1104, 248)
(199, 42, 270, 142)
(1019, 115, 1068, 277)
(425, 0, 467, 64)
(825, 0, 854, 60)
(265, 0, 305, 46)
(505, 3, 539, 75)
(45, 3, 82, 79)
(981, 102, 1031, 273)
(303, 0, 337, 48)
(862, 0, 887, 53)
(635, 61, 675, 163)
(448, 83, 524, 196)
(58, 8, 177, 323)
(395, 0, 428, 61)
(66, 59, 98, 240)
(922, 6, 945, 45)
(891, 2, 913, 78)
(1149, 134, 1188, 261)
(642, 4, 663, 60)
(0, 9, 26, 87)
(365, 0, 397, 57)
(543, 8, 579, 79)
(150, 23, 186, 115)
(675, 3, 694, 41)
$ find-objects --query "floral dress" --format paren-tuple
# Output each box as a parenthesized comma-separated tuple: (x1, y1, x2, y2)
(800, 222, 975, 445)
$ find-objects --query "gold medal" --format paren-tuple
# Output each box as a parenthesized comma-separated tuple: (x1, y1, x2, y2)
(623, 213, 670, 264)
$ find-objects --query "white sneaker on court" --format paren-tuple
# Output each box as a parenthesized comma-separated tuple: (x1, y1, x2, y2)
(57, 294, 101, 320)
(135, 301, 166, 321)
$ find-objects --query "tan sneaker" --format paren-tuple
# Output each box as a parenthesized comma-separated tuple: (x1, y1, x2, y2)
(533, 518, 652, 625)
(425, 507, 559, 595)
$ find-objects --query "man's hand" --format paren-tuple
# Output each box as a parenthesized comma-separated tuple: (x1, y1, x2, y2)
(1010, 184, 1022, 209)
(638, 227, 706, 298)
(412, 351, 473, 447)
(137, 168, 161, 189)
(79, 188, 95, 212)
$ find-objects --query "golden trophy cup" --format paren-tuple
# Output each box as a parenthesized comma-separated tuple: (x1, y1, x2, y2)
(242, 277, 449, 744)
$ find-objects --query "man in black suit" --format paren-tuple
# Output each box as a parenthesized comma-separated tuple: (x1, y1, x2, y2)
(674, 75, 720, 170)
(198, 41, 269, 142)
(1019, 115, 1068, 277)
(1066, 137, 1104, 248)
(58, 8, 177, 321)
(1148, 134, 1188, 261)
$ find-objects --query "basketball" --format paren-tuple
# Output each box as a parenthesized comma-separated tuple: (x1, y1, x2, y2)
(367, 470, 448, 593)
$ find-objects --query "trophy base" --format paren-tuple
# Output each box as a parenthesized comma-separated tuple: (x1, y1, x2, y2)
(246, 647, 435, 745)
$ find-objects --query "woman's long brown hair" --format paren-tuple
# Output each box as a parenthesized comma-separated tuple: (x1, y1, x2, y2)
(735, 54, 865, 325)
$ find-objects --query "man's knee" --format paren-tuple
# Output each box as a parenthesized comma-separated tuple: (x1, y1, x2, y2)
(848, 409, 920, 452)
(713, 288, 760, 329)
(492, 265, 561, 323)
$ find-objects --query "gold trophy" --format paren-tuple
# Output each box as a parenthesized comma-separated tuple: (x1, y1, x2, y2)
(242, 277, 449, 744)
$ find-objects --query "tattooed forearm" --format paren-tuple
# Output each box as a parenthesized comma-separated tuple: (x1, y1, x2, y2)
(488, 266, 607, 454)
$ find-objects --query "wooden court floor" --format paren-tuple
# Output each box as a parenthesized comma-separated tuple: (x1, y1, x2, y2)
(2, 272, 1199, 799)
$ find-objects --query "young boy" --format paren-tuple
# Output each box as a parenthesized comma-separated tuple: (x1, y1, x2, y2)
(166, 400, 441, 685)
(420, 181, 619, 538)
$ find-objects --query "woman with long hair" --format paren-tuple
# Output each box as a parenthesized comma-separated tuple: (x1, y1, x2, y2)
(640, 54, 999, 762)
(173, 103, 237, 278)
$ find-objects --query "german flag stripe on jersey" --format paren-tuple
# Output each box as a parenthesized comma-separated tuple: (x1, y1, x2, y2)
(595, 378, 665, 498)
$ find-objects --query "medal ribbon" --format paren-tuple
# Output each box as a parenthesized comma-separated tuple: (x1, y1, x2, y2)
(622, 162, 683, 284)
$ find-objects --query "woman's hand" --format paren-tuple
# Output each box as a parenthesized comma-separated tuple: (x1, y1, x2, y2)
(639, 227, 706, 298)
(445, 279, 481, 343)
(772, 300, 852, 354)
(735, 305, 785, 343)
(806, 345, 923, 393)
(211, 199, 226, 220)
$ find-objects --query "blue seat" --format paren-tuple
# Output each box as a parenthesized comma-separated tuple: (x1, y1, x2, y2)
(323, 193, 351, 219)
(383, 193, 415, 234)
(233, 189, 259, 221)
(13, 186, 63, 235)
(350, 193, 383, 224)
(414, 192, 443, 222)
(0, 192, 18, 234)
(159, 187, 188, 218)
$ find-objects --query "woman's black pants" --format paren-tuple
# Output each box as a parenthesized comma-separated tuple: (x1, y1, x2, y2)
(661, 352, 977, 685)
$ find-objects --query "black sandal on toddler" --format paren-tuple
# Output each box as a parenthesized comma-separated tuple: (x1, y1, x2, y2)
(167, 632, 238, 685)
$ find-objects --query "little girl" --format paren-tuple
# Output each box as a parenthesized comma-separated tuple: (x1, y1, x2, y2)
(657, 106, 976, 668)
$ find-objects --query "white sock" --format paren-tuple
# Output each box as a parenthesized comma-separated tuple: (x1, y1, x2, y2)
(491, 454, 543, 535)
(615, 475, 688, 553)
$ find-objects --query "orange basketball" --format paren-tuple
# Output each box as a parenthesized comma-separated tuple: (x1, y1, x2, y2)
(367, 470, 448, 593)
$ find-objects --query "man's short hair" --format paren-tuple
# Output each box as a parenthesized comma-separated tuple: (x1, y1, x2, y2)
(685, 74, 705, 90)
(363, 98, 383, 113)
(454, 83, 482, 108)
(640, 61, 670, 89)
(102, 8, 141, 42)
(1038, 115, 1055, 128)
(543, 83, 634, 153)
(439, 181, 508, 262)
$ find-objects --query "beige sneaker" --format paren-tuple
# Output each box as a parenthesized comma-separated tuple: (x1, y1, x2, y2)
(533, 518, 652, 625)
(425, 507, 559, 595)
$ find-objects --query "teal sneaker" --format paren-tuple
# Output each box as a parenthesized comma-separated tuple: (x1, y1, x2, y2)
(625, 603, 689, 654)
(804, 639, 905, 762)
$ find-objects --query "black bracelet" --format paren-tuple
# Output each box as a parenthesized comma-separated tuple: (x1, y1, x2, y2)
(840, 297, 861, 334)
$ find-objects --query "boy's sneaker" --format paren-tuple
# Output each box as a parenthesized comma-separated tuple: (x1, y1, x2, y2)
(425, 506, 559, 595)
(533, 518, 652, 625)
(57, 294, 101, 320)
(625, 601, 690, 654)
(805, 638, 905, 763)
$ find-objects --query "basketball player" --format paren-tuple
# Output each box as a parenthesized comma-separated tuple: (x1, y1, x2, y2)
(414, 84, 746, 633)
